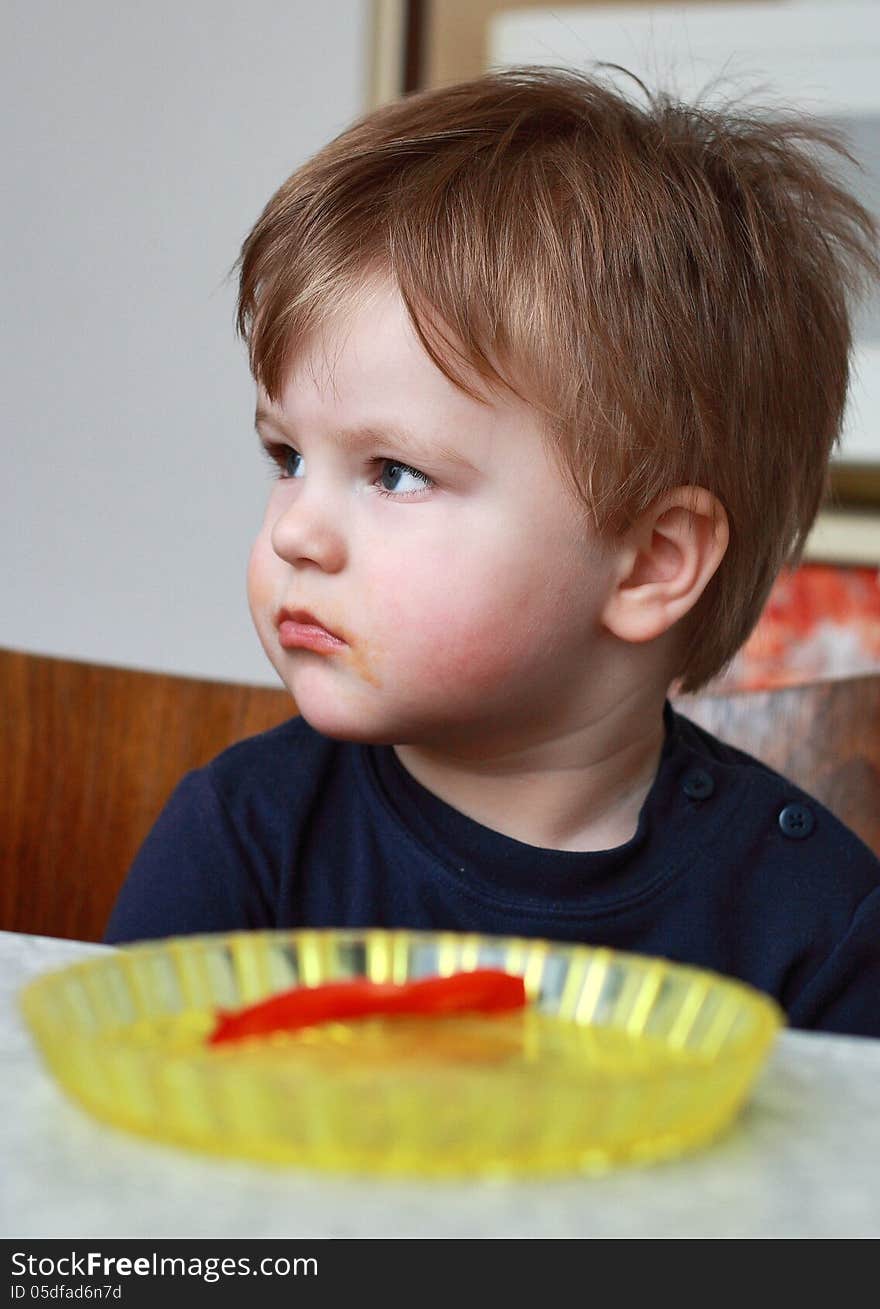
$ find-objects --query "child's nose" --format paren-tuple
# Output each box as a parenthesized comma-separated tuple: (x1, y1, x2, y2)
(270, 492, 347, 573)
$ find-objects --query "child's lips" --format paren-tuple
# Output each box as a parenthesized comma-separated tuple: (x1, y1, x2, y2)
(276, 608, 348, 652)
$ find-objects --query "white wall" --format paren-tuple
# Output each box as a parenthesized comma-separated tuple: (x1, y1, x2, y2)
(2, 0, 372, 685)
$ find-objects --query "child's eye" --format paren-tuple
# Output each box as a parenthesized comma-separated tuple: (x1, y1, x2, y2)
(260, 443, 433, 498)
(261, 443, 302, 479)
(374, 460, 433, 498)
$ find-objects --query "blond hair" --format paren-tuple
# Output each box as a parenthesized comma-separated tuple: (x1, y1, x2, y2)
(236, 65, 878, 690)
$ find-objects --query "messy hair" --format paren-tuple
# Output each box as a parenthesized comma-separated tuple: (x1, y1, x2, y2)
(236, 65, 878, 691)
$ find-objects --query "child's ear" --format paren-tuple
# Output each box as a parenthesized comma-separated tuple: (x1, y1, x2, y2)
(600, 488, 729, 644)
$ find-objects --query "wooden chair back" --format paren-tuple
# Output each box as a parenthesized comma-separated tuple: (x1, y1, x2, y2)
(1, 649, 293, 942)
(3, 648, 878, 944)
(672, 674, 880, 855)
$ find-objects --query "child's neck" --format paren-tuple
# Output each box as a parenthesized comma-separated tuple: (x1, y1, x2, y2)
(392, 687, 668, 854)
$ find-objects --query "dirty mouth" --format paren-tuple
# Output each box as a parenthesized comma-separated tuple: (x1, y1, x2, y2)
(276, 609, 348, 653)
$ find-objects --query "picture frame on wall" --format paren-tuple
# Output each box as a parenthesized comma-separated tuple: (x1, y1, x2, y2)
(393, 0, 880, 528)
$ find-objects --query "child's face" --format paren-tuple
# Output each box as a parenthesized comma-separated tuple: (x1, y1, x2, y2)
(248, 277, 621, 750)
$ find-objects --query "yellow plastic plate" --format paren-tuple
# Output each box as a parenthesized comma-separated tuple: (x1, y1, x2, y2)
(20, 929, 782, 1177)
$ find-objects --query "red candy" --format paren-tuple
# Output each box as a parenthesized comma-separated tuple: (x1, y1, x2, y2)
(208, 969, 526, 1045)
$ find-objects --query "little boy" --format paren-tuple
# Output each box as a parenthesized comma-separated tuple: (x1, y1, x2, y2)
(106, 66, 880, 1037)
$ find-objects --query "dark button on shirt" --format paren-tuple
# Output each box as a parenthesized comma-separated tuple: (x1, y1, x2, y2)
(778, 802, 815, 840)
(682, 768, 715, 800)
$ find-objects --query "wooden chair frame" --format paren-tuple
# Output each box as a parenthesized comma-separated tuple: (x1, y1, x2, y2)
(3, 647, 878, 941)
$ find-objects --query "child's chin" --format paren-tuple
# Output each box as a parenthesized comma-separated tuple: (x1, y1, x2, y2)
(293, 698, 393, 745)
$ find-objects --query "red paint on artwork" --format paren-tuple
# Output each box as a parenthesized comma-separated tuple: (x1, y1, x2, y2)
(710, 565, 880, 691)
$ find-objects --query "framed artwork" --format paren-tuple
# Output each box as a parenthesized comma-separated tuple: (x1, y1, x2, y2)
(488, 1, 880, 476)
(395, 1, 880, 517)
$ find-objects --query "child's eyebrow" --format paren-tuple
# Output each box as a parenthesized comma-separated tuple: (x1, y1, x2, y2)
(254, 407, 478, 472)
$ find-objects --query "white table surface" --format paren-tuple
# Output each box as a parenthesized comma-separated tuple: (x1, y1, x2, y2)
(2, 929, 879, 1239)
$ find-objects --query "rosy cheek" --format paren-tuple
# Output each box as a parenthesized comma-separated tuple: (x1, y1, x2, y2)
(246, 535, 276, 616)
(393, 583, 527, 698)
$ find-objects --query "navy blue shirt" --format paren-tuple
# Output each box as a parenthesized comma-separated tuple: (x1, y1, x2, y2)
(105, 703, 880, 1037)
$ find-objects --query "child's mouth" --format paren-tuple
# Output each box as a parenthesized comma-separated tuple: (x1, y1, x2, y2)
(276, 608, 348, 652)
